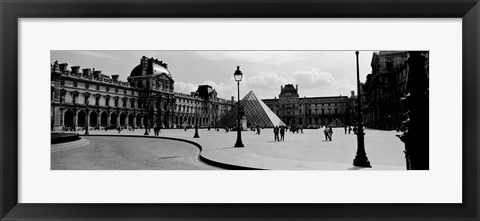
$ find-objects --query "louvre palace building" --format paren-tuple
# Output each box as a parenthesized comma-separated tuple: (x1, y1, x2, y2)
(262, 84, 356, 127)
(51, 56, 234, 131)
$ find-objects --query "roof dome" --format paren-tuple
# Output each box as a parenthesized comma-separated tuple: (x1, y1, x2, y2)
(281, 84, 296, 94)
(130, 64, 142, 77)
(129, 61, 171, 78)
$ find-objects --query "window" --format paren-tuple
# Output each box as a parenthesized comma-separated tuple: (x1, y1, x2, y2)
(60, 80, 65, 85)
(115, 99, 118, 107)
(95, 97, 100, 106)
(386, 60, 393, 70)
(85, 83, 89, 89)
(73, 81, 77, 87)
(105, 97, 110, 106)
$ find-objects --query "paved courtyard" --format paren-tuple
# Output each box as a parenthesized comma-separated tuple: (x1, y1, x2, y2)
(51, 136, 218, 170)
(52, 127, 406, 170)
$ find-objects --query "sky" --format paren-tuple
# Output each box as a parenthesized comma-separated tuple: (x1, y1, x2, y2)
(51, 51, 375, 100)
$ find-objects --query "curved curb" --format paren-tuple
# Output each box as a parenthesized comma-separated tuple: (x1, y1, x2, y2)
(51, 137, 90, 152)
(51, 132, 80, 144)
(80, 134, 264, 170)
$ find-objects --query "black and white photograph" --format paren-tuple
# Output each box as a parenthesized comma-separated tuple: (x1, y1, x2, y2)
(50, 50, 429, 170)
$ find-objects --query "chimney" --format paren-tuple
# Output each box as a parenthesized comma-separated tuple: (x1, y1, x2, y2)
(59, 63, 68, 72)
(93, 70, 102, 79)
(70, 66, 80, 74)
(351, 91, 355, 96)
(82, 68, 91, 77)
(111, 74, 119, 81)
(281, 85, 284, 91)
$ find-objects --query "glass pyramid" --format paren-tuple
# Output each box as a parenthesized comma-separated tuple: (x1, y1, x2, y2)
(328, 118, 345, 127)
(217, 91, 286, 128)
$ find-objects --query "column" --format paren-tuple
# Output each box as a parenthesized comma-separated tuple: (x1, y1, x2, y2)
(398, 51, 429, 170)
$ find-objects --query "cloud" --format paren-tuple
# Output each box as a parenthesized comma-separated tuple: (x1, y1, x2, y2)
(177, 67, 354, 99)
(64, 51, 120, 61)
(292, 67, 335, 87)
(245, 72, 289, 89)
(194, 51, 309, 65)
(199, 80, 236, 99)
(174, 81, 196, 94)
(245, 68, 336, 92)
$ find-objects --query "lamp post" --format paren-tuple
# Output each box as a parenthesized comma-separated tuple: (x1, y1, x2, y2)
(193, 92, 200, 138)
(234, 66, 244, 147)
(84, 96, 90, 135)
(144, 100, 149, 136)
(353, 51, 371, 167)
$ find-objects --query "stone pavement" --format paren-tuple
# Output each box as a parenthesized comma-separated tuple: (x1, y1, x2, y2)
(52, 135, 217, 170)
(78, 127, 406, 170)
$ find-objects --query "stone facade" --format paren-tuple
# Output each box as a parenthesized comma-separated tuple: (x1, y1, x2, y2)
(262, 84, 354, 127)
(51, 56, 233, 131)
(174, 90, 234, 128)
(362, 51, 429, 130)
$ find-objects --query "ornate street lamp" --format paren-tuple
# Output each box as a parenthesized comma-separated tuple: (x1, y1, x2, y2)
(234, 66, 244, 147)
(84, 94, 90, 135)
(193, 92, 200, 138)
(144, 99, 150, 136)
(353, 51, 371, 167)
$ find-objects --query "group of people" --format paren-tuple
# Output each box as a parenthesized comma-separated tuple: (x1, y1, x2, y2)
(323, 126, 334, 141)
(273, 126, 286, 141)
(343, 125, 358, 135)
(289, 125, 303, 134)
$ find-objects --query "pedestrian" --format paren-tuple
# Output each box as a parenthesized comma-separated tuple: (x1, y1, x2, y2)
(117, 126, 121, 134)
(280, 126, 285, 141)
(344, 126, 347, 134)
(256, 125, 261, 135)
(300, 126, 303, 133)
(328, 126, 333, 141)
(353, 126, 357, 135)
(348, 126, 352, 134)
(274, 126, 279, 141)
(323, 127, 329, 141)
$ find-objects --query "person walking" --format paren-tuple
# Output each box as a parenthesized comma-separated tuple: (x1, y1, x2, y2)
(256, 125, 261, 135)
(323, 127, 329, 141)
(280, 126, 285, 141)
(348, 126, 352, 134)
(328, 126, 333, 141)
(344, 126, 347, 134)
(274, 126, 280, 141)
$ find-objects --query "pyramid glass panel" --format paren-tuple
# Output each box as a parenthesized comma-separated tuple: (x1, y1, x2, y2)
(328, 118, 345, 127)
(217, 91, 286, 128)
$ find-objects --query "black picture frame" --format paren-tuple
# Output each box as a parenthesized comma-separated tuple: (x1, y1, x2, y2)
(1, 0, 479, 220)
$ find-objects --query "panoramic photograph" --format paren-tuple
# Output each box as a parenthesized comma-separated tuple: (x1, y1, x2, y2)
(50, 50, 429, 170)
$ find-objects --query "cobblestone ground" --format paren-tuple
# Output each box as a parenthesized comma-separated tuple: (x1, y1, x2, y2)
(51, 136, 219, 170)
(56, 127, 406, 170)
